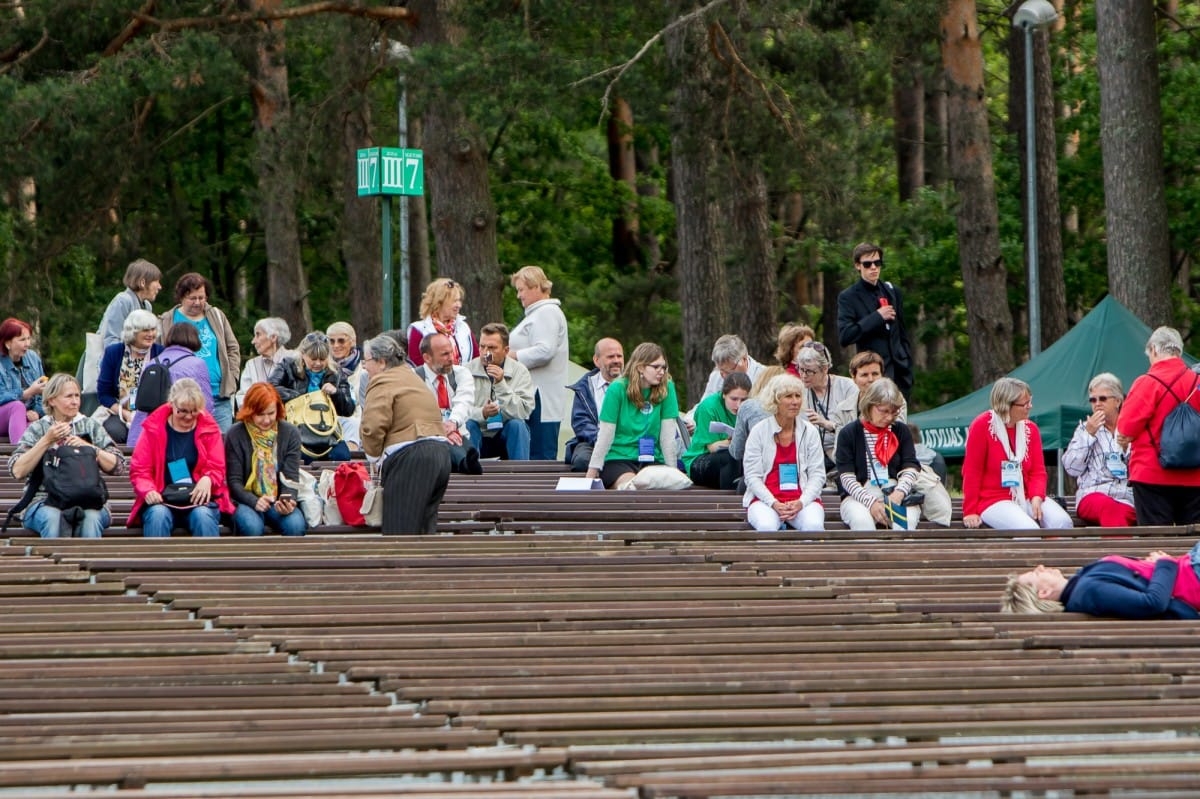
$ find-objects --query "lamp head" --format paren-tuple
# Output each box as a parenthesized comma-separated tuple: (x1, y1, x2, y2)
(1013, 0, 1058, 29)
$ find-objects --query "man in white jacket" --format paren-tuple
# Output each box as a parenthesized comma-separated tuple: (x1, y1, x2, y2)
(465, 323, 535, 460)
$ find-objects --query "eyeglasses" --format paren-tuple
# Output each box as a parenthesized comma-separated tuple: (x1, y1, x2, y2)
(172, 406, 199, 416)
(798, 367, 821, 376)
(329, 337, 350, 344)
(858, 258, 883, 268)
(303, 332, 328, 344)
(872, 406, 900, 418)
(646, 363, 668, 372)
(1088, 395, 1115, 404)
(1011, 398, 1034, 408)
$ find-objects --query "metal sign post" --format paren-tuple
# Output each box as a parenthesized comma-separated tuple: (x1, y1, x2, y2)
(356, 146, 425, 331)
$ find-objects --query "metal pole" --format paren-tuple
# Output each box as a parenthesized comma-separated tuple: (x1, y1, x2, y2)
(398, 69, 411, 332)
(1025, 23, 1041, 357)
(381, 201, 393, 331)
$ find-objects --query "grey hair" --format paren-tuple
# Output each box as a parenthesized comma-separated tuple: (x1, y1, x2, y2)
(1147, 326, 1183, 359)
(363, 335, 405, 369)
(121, 309, 159, 345)
(167, 377, 206, 411)
(989, 377, 1031, 423)
(1087, 372, 1124, 403)
(759, 374, 807, 415)
(255, 317, 291, 348)
(710, 334, 748, 368)
(857, 377, 904, 418)
(794, 341, 832, 371)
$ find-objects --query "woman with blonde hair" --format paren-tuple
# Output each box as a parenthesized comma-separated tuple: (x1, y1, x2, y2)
(585, 342, 680, 489)
(407, 279, 476, 366)
(742, 374, 826, 532)
(962, 376, 1072, 530)
(509, 265, 569, 460)
(729, 365, 786, 463)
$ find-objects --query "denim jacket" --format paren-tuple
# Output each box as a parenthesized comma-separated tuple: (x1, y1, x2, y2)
(0, 351, 45, 416)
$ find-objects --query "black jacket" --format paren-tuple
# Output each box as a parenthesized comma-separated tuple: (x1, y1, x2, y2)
(836, 278, 913, 395)
(268, 358, 355, 417)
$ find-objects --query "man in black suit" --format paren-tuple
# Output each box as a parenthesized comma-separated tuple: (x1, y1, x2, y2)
(836, 242, 914, 400)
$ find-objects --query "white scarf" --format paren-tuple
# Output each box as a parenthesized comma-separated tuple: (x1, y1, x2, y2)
(989, 410, 1029, 505)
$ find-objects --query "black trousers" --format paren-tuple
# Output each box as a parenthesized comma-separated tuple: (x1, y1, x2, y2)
(1132, 480, 1200, 526)
(688, 449, 738, 490)
(380, 440, 452, 534)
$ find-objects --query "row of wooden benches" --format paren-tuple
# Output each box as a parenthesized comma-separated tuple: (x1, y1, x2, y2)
(5, 527, 1200, 795)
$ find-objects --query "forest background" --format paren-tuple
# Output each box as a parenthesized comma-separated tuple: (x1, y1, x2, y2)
(1, 0, 1197, 413)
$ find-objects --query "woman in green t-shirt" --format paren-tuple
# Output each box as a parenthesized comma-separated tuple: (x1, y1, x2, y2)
(683, 371, 751, 489)
(585, 342, 681, 489)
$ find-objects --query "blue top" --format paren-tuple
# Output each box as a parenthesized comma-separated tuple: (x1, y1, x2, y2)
(97, 342, 165, 409)
(174, 310, 222, 397)
(0, 350, 45, 416)
(1060, 559, 1200, 620)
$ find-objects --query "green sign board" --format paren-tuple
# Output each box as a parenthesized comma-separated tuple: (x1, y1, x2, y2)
(356, 147, 424, 197)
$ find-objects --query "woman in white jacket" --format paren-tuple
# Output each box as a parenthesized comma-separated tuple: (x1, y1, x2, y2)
(742, 374, 826, 532)
(508, 265, 569, 461)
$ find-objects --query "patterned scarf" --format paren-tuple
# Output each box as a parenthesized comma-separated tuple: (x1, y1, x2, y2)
(121, 346, 149, 397)
(989, 410, 1029, 505)
(432, 317, 462, 363)
(244, 424, 279, 499)
(861, 418, 899, 466)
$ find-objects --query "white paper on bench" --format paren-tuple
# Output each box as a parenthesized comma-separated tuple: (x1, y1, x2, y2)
(555, 477, 604, 491)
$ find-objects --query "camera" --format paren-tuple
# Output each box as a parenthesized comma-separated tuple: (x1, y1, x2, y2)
(483, 351, 493, 365)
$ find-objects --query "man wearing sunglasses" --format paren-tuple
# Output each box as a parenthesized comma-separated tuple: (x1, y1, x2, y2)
(836, 242, 914, 401)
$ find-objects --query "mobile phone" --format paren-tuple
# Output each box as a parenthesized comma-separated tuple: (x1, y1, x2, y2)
(278, 493, 294, 502)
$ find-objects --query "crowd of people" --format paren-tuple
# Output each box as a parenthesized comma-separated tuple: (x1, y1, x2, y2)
(3, 243, 1198, 545)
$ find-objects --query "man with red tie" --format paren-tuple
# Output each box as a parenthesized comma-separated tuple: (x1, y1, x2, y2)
(414, 333, 481, 474)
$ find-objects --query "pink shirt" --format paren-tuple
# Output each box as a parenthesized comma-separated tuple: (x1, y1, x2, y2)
(1102, 554, 1200, 610)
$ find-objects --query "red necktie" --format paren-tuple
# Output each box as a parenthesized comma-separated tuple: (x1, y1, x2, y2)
(436, 374, 450, 410)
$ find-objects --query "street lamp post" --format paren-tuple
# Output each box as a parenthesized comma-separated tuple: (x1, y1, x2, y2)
(1013, 0, 1058, 358)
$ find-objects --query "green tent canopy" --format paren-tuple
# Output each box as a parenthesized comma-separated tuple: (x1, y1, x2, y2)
(908, 296, 1194, 458)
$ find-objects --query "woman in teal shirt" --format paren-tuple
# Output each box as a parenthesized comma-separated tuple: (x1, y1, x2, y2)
(683, 371, 751, 489)
(585, 342, 681, 489)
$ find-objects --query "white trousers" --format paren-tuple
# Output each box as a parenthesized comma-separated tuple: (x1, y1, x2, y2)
(980, 497, 1073, 530)
(747, 500, 826, 532)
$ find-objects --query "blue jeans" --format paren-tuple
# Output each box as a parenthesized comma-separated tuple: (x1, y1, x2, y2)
(233, 502, 307, 536)
(24, 499, 109, 538)
(466, 418, 531, 460)
(526, 391, 560, 461)
(142, 503, 220, 537)
(211, 397, 233, 433)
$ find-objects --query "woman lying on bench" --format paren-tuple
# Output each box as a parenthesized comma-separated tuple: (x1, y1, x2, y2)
(1002, 544, 1200, 619)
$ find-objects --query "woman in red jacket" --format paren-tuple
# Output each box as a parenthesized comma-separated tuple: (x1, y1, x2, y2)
(1116, 326, 1200, 525)
(129, 378, 233, 537)
(962, 377, 1072, 530)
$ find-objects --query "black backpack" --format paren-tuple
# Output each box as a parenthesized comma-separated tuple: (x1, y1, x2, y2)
(135, 352, 194, 413)
(2, 445, 109, 533)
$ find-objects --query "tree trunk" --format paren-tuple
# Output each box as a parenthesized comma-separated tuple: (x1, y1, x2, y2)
(408, 116, 432, 324)
(940, 0, 1014, 386)
(1008, 22, 1067, 348)
(892, 55, 925, 202)
(608, 97, 642, 270)
(238, 0, 310, 336)
(1096, 0, 1172, 327)
(408, 0, 504, 330)
(924, 73, 948, 188)
(339, 70, 382, 339)
(666, 8, 729, 404)
(727, 164, 776, 365)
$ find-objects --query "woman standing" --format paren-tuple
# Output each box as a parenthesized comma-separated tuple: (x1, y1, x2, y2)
(406, 280, 476, 366)
(509, 266, 569, 461)
(742, 374, 826, 532)
(96, 310, 163, 443)
(962, 377, 1072, 530)
(585, 342, 681, 489)
(1062, 373, 1137, 527)
(129, 378, 232, 538)
(158, 272, 240, 433)
(8, 374, 123, 538)
(97, 259, 162, 347)
(774, 323, 815, 377)
(683, 371, 751, 490)
(238, 317, 293, 405)
(794, 342, 857, 461)
(0, 317, 47, 443)
(225, 382, 307, 537)
(835, 378, 952, 529)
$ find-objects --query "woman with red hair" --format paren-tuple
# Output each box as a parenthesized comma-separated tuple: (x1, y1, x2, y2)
(224, 382, 307, 536)
(0, 317, 47, 442)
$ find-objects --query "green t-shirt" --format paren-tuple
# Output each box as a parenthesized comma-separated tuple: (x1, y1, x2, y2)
(682, 390, 736, 471)
(599, 377, 679, 463)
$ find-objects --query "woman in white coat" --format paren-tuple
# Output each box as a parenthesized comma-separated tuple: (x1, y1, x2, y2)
(742, 374, 826, 532)
(508, 265, 569, 461)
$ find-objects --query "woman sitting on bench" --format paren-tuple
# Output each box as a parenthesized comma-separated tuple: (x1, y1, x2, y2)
(1002, 545, 1200, 619)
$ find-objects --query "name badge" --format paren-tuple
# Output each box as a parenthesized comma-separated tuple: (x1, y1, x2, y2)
(486, 412, 504, 431)
(1106, 451, 1128, 480)
(637, 436, 656, 463)
(869, 458, 890, 486)
(441, 409, 452, 421)
(167, 458, 193, 485)
(778, 462, 799, 491)
(1000, 459, 1023, 489)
